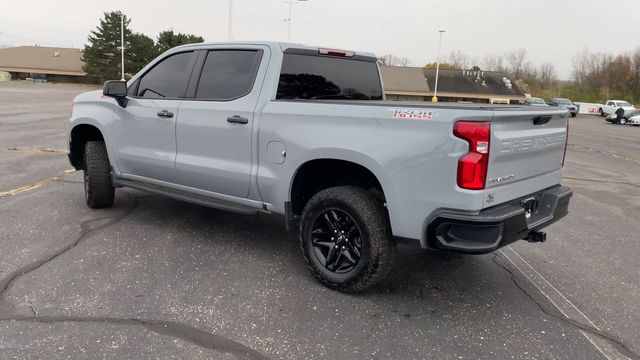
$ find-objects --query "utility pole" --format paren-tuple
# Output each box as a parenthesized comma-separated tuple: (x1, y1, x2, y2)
(283, 0, 308, 42)
(228, 0, 234, 41)
(120, 14, 125, 81)
(432, 30, 445, 103)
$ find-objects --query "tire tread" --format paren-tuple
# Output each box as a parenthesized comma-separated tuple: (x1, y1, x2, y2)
(299, 186, 395, 293)
(84, 141, 114, 208)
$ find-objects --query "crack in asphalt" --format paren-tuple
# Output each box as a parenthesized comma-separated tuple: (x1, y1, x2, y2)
(5, 147, 68, 154)
(563, 176, 640, 189)
(0, 200, 139, 304)
(0, 195, 269, 359)
(51, 179, 84, 184)
(567, 145, 640, 164)
(0, 169, 77, 197)
(492, 254, 640, 360)
(0, 315, 269, 360)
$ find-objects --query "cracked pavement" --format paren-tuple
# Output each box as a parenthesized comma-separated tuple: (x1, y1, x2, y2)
(0, 82, 639, 359)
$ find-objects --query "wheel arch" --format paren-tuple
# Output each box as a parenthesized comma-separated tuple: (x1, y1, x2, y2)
(288, 155, 396, 230)
(69, 123, 106, 170)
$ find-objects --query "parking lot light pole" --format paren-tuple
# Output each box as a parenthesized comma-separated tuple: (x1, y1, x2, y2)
(228, 0, 234, 41)
(284, 0, 308, 42)
(120, 14, 125, 81)
(432, 30, 445, 103)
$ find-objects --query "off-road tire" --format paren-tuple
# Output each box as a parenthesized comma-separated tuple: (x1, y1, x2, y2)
(300, 186, 395, 293)
(84, 141, 114, 209)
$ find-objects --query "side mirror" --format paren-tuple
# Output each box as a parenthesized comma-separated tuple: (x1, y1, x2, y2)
(103, 80, 127, 97)
(103, 80, 128, 107)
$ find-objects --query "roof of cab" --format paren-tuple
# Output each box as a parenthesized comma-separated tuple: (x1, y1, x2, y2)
(170, 41, 376, 58)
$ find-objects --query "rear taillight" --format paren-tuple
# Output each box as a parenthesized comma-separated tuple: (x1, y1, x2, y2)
(562, 118, 569, 167)
(453, 121, 491, 190)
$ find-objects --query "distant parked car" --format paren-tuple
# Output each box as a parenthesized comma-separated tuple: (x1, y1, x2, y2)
(599, 100, 635, 116)
(548, 98, 578, 117)
(628, 114, 640, 126)
(524, 97, 549, 106)
(605, 109, 640, 125)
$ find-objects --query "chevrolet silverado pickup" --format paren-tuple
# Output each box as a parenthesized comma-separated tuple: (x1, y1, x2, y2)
(68, 42, 572, 292)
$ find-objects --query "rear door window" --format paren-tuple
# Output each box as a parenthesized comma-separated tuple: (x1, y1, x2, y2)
(137, 52, 194, 99)
(195, 50, 262, 100)
(277, 53, 383, 100)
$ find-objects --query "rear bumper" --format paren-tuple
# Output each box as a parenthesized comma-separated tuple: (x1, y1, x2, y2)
(426, 185, 572, 254)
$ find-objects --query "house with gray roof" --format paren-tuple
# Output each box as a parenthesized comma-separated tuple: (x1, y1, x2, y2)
(381, 66, 525, 104)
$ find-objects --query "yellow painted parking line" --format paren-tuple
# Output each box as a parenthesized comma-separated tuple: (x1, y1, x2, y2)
(5, 147, 68, 154)
(0, 169, 77, 198)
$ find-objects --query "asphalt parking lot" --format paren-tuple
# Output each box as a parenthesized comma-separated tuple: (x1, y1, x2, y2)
(0, 81, 638, 360)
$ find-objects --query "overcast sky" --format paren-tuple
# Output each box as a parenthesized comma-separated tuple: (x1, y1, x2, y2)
(1, 0, 638, 79)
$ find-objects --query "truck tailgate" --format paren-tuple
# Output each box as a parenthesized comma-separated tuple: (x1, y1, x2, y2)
(483, 108, 568, 207)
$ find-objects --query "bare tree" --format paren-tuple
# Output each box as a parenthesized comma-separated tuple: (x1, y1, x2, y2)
(398, 57, 411, 67)
(482, 55, 504, 72)
(445, 50, 471, 69)
(572, 49, 589, 84)
(505, 49, 528, 79)
(378, 54, 411, 67)
(539, 63, 557, 87)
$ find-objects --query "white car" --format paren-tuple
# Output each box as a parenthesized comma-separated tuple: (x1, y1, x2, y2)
(628, 115, 640, 126)
(599, 100, 635, 116)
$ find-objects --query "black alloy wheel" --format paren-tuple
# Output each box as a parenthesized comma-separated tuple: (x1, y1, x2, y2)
(310, 208, 364, 274)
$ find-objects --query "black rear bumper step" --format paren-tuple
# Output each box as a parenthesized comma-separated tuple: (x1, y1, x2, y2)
(427, 185, 572, 254)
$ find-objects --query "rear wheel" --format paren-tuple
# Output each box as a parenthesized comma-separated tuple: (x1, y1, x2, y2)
(299, 186, 395, 293)
(84, 141, 114, 209)
(598, 108, 604, 116)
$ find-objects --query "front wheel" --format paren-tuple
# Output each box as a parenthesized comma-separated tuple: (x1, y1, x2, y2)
(299, 186, 395, 293)
(620, 118, 627, 125)
(84, 141, 115, 209)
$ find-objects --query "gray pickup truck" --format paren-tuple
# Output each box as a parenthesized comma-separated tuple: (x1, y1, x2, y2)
(68, 42, 572, 292)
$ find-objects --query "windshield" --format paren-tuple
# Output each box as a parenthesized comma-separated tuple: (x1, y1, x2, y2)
(555, 99, 572, 105)
(528, 98, 546, 104)
(616, 101, 632, 107)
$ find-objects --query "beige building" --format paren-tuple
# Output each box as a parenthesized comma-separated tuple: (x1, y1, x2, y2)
(0, 46, 88, 82)
(381, 66, 525, 104)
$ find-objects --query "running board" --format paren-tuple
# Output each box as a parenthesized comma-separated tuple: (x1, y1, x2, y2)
(115, 178, 261, 215)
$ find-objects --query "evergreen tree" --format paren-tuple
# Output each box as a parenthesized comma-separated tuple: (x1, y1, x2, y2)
(156, 30, 204, 54)
(128, 33, 158, 74)
(82, 11, 132, 80)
